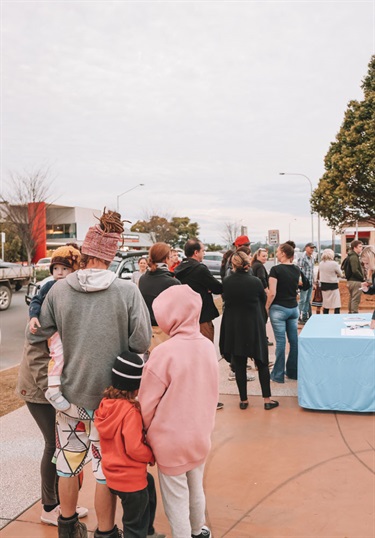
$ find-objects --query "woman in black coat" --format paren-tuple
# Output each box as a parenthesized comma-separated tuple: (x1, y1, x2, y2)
(219, 251, 279, 411)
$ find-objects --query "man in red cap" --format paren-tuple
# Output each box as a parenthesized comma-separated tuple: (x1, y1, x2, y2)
(220, 235, 251, 279)
(234, 235, 251, 249)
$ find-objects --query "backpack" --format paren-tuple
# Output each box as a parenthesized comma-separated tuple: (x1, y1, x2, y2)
(341, 256, 352, 280)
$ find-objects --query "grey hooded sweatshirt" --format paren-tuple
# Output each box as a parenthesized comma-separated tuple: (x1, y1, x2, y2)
(28, 269, 152, 410)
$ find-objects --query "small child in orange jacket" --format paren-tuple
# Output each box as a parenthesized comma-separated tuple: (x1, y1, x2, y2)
(95, 351, 164, 538)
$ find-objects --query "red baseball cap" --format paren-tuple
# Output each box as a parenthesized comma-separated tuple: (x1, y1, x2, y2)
(234, 235, 251, 247)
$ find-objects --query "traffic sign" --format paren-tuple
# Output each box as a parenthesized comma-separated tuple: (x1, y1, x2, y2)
(268, 229, 279, 245)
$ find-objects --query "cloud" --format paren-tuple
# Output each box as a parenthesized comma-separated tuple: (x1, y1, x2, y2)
(2, 1, 373, 246)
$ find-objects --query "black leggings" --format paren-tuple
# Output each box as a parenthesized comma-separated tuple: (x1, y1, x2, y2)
(323, 308, 340, 314)
(233, 356, 271, 401)
(26, 402, 58, 506)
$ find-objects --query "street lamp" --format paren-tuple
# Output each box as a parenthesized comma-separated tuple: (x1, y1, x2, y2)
(279, 172, 321, 262)
(116, 183, 145, 213)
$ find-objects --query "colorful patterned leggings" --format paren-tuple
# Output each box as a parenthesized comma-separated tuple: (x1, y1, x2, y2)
(54, 405, 105, 483)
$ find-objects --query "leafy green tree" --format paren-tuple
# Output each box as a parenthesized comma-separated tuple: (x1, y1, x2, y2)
(311, 55, 375, 230)
(131, 215, 200, 247)
(0, 222, 23, 262)
(170, 217, 199, 249)
(205, 243, 223, 251)
(131, 215, 178, 244)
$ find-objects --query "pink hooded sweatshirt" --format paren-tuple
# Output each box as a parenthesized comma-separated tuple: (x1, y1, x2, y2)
(138, 284, 219, 476)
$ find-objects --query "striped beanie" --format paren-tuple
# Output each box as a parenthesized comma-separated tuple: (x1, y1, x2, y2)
(112, 351, 144, 391)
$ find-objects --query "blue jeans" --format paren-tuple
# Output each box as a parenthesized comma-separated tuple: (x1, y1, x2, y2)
(298, 286, 313, 320)
(269, 305, 299, 383)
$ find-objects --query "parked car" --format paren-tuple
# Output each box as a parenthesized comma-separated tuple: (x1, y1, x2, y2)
(202, 252, 223, 279)
(25, 250, 150, 305)
(0, 260, 33, 310)
(34, 257, 52, 269)
(25, 275, 53, 306)
(108, 250, 149, 279)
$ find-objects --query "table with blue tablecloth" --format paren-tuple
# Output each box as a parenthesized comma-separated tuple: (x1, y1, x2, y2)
(298, 313, 375, 412)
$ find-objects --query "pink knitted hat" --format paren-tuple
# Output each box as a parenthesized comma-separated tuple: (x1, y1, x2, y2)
(81, 209, 125, 262)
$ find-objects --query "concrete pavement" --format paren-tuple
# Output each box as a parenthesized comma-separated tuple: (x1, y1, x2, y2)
(1, 320, 374, 537)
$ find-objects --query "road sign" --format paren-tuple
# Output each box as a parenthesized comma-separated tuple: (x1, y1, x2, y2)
(268, 229, 279, 245)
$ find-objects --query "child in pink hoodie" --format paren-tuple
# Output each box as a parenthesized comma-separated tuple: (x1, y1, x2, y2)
(138, 285, 219, 538)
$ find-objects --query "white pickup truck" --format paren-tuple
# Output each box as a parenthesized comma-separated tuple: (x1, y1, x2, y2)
(0, 261, 33, 310)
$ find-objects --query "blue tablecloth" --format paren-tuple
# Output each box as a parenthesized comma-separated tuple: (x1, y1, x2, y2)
(298, 313, 375, 412)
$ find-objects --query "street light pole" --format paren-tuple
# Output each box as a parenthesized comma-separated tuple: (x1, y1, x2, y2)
(280, 172, 321, 262)
(116, 183, 145, 213)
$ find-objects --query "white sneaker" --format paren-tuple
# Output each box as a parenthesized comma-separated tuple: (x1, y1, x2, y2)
(41, 505, 88, 526)
(228, 371, 255, 382)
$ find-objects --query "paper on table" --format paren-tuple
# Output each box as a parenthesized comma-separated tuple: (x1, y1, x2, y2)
(344, 321, 370, 327)
(341, 328, 374, 337)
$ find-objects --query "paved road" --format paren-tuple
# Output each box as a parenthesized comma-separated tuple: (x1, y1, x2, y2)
(0, 288, 28, 370)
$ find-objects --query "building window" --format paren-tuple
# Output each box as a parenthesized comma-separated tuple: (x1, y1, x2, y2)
(46, 223, 77, 239)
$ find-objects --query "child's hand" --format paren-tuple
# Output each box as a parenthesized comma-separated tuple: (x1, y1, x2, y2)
(29, 317, 41, 334)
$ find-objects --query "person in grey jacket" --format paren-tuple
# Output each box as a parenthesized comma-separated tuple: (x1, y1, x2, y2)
(28, 209, 152, 538)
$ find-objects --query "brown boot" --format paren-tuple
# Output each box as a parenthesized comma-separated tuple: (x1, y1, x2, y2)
(58, 514, 88, 538)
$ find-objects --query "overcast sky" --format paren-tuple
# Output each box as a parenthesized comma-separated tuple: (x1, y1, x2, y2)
(1, 1, 374, 246)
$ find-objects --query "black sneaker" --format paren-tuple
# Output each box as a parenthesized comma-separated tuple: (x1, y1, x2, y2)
(216, 402, 224, 410)
(192, 525, 211, 537)
(94, 525, 123, 538)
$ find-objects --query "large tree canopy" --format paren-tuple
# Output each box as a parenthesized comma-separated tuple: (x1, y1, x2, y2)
(311, 55, 375, 230)
(131, 215, 199, 247)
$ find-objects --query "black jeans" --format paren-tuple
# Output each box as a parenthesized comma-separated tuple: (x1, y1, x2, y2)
(233, 356, 271, 401)
(109, 486, 149, 538)
(147, 472, 157, 535)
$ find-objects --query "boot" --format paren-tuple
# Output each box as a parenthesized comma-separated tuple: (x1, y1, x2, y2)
(94, 525, 123, 538)
(58, 514, 87, 538)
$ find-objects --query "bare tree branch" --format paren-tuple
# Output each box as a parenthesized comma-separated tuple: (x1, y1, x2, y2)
(0, 168, 54, 263)
(221, 221, 241, 248)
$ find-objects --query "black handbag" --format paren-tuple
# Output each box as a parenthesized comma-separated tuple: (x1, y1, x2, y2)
(299, 270, 311, 291)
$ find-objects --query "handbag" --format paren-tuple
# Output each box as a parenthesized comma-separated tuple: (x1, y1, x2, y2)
(299, 269, 311, 291)
(311, 271, 323, 307)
